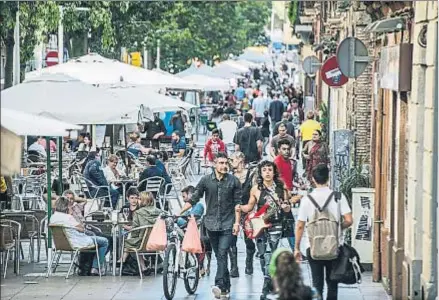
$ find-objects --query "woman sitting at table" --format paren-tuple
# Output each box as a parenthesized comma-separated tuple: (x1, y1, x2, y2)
(50, 196, 109, 276)
(119, 191, 163, 275)
(103, 154, 127, 196)
(83, 148, 119, 209)
(127, 132, 151, 158)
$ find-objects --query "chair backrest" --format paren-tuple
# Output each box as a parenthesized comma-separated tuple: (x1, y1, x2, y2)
(3, 214, 38, 240)
(139, 226, 154, 251)
(145, 176, 165, 193)
(49, 224, 74, 251)
(0, 220, 20, 251)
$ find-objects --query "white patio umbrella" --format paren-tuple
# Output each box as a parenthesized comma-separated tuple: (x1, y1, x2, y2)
(239, 49, 272, 64)
(215, 60, 250, 73)
(1, 108, 81, 176)
(179, 74, 230, 91)
(177, 64, 244, 80)
(1, 73, 139, 125)
(26, 53, 201, 90)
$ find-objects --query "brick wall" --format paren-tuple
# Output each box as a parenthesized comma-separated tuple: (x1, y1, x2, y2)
(344, 16, 373, 166)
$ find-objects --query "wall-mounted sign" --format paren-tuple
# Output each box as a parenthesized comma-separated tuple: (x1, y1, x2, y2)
(337, 37, 371, 78)
(320, 56, 348, 87)
(379, 44, 413, 91)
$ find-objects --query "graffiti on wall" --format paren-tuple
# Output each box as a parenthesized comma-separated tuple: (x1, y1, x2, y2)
(355, 195, 373, 241)
(331, 130, 352, 191)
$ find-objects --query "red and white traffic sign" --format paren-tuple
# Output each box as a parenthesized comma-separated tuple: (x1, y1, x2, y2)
(46, 51, 59, 67)
(320, 56, 348, 87)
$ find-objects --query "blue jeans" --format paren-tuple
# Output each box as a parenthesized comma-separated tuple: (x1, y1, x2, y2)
(91, 236, 109, 269)
(110, 188, 119, 208)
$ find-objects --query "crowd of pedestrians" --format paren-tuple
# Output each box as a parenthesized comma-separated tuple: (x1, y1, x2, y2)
(189, 66, 353, 300)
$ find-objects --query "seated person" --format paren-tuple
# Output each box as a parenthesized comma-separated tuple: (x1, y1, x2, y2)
(120, 192, 163, 274)
(50, 197, 109, 276)
(0, 176, 12, 210)
(78, 135, 92, 152)
(204, 129, 226, 164)
(62, 190, 87, 223)
(119, 188, 140, 231)
(138, 155, 172, 192)
(127, 132, 151, 158)
(28, 136, 47, 158)
(103, 154, 127, 194)
(171, 130, 186, 158)
(83, 148, 119, 209)
(177, 185, 204, 228)
(150, 151, 172, 185)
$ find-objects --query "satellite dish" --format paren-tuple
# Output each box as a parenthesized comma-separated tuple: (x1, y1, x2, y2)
(139, 105, 153, 122)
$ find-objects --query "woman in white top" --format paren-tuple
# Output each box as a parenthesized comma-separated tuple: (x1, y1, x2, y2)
(103, 154, 127, 197)
(50, 197, 109, 275)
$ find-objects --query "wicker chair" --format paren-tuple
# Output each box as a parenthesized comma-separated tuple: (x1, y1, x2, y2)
(46, 224, 102, 279)
(119, 224, 159, 279)
(0, 220, 21, 278)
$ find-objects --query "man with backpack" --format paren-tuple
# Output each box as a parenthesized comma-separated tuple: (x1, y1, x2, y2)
(294, 164, 353, 300)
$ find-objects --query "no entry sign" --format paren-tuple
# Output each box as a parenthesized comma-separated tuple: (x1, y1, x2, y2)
(46, 51, 59, 67)
(320, 56, 348, 87)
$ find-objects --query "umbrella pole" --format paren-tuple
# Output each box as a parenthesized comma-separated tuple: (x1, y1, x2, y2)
(123, 125, 128, 174)
(110, 125, 114, 154)
(45, 137, 53, 272)
(58, 137, 63, 195)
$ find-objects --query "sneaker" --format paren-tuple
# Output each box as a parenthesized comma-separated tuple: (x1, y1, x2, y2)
(220, 291, 230, 299)
(211, 286, 222, 299)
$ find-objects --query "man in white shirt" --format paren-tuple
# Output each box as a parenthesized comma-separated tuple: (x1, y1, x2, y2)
(294, 164, 353, 299)
(218, 114, 238, 145)
(28, 137, 47, 157)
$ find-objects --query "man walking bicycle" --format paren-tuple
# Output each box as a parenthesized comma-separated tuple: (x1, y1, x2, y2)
(180, 152, 242, 299)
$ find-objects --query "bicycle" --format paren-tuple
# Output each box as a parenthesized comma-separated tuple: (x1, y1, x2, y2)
(161, 213, 200, 300)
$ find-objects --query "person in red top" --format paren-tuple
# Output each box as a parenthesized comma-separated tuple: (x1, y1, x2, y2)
(273, 139, 294, 191)
(204, 129, 226, 163)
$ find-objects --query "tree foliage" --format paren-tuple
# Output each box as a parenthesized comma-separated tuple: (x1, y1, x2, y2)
(1, 1, 270, 84)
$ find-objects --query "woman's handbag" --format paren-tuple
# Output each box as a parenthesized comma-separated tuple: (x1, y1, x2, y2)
(182, 217, 203, 254)
(330, 243, 365, 284)
(146, 218, 167, 251)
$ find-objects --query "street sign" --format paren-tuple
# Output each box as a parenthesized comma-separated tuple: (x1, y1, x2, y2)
(302, 55, 321, 75)
(320, 56, 348, 87)
(337, 37, 371, 78)
(45, 51, 59, 67)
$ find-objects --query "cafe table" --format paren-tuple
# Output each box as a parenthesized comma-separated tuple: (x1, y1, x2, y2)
(84, 216, 130, 276)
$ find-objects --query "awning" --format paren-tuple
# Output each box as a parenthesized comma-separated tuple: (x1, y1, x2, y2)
(364, 17, 405, 33)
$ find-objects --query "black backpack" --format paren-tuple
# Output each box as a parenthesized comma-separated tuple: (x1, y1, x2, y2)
(330, 243, 365, 284)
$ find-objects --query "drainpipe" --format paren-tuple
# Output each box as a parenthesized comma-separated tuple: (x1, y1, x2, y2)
(431, 21, 438, 298)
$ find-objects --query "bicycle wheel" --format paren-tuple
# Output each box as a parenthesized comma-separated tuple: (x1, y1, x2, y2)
(163, 243, 178, 300)
(183, 252, 199, 295)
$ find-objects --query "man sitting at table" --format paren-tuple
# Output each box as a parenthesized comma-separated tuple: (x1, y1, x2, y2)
(171, 130, 186, 158)
(50, 196, 109, 276)
(83, 148, 119, 209)
(28, 137, 47, 158)
(138, 155, 172, 193)
(177, 185, 204, 228)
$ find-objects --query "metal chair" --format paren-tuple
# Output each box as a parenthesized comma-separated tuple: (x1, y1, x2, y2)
(46, 224, 102, 279)
(137, 177, 166, 209)
(73, 172, 113, 210)
(119, 225, 159, 279)
(0, 220, 21, 278)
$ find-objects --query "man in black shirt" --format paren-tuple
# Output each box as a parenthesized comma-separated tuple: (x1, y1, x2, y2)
(273, 112, 295, 137)
(141, 113, 166, 149)
(233, 113, 263, 164)
(180, 152, 242, 299)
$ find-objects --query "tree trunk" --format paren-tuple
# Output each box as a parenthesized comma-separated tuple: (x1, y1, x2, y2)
(4, 30, 15, 89)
